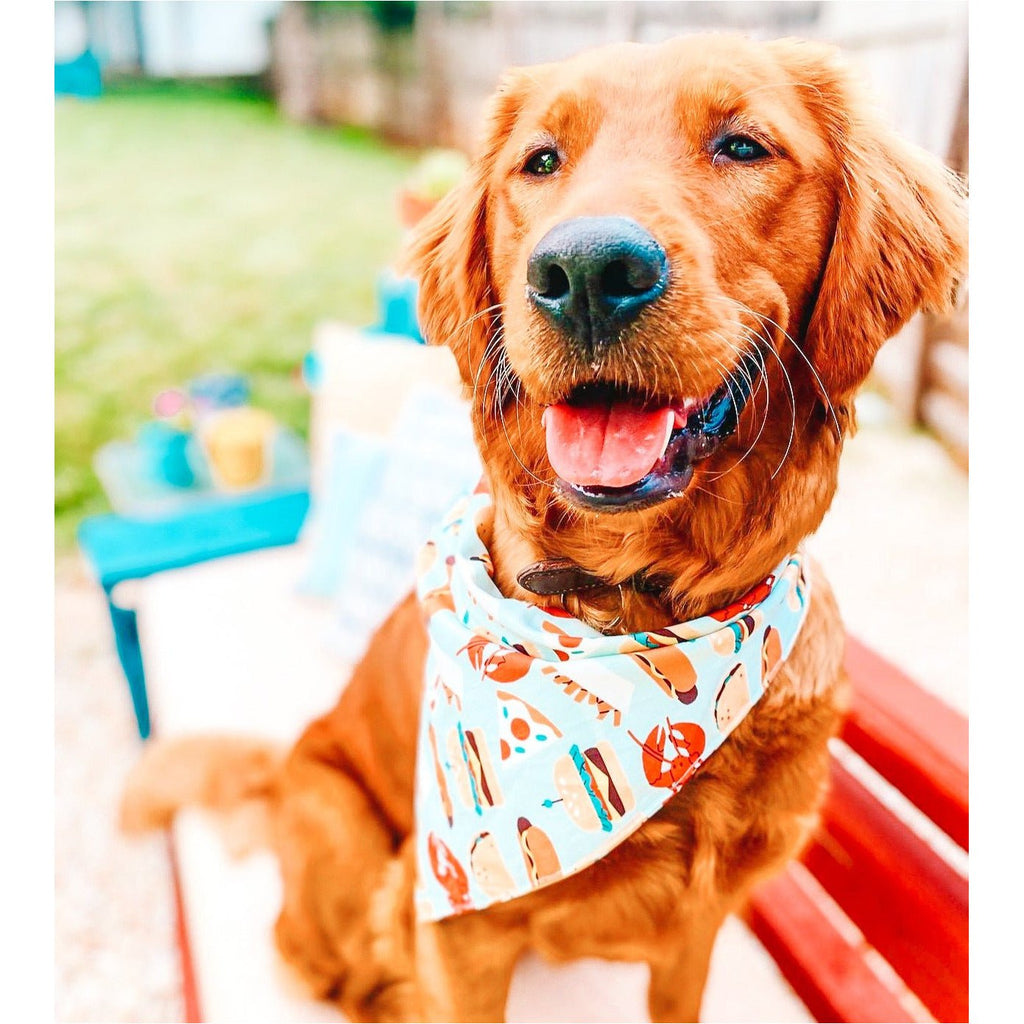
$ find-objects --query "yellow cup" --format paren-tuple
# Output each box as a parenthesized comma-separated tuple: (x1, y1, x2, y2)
(201, 407, 277, 490)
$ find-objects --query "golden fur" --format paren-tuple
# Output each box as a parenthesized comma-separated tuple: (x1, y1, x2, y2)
(123, 35, 966, 1023)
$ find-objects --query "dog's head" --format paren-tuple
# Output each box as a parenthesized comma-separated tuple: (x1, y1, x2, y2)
(405, 35, 966, 620)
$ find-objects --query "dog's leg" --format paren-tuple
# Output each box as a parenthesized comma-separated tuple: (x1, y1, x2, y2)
(272, 753, 413, 1016)
(343, 840, 425, 1023)
(645, 911, 726, 1024)
(416, 911, 527, 1023)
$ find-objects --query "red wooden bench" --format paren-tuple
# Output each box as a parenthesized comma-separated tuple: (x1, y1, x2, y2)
(745, 636, 969, 1023)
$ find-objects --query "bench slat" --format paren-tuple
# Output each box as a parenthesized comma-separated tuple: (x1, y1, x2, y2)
(744, 863, 916, 1023)
(841, 637, 968, 850)
(805, 759, 968, 1024)
(168, 835, 203, 1023)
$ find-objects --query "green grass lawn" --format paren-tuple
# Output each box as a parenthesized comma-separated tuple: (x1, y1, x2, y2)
(55, 83, 418, 549)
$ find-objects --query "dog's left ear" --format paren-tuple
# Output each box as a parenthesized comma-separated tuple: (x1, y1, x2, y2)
(401, 68, 537, 383)
(773, 40, 968, 400)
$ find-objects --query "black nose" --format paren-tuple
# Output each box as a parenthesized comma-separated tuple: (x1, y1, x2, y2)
(526, 216, 669, 354)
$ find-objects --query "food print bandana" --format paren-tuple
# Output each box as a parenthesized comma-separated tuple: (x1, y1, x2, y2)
(413, 491, 810, 921)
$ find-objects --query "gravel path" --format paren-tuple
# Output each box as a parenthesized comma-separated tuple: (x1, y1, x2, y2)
(56, 559, 183, 1023)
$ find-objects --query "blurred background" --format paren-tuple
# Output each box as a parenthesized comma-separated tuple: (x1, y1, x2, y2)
(55, 3, 968, 1022)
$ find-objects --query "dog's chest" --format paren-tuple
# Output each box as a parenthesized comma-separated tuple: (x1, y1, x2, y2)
(514, 693, 837, 963)
(519, 799, 725, 964)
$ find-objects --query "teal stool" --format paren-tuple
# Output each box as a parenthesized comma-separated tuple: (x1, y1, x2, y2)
(368, 269, 424, 343)
(78, 487, 310, 737)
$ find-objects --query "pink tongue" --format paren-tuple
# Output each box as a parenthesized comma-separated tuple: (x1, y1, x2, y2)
(543, 401, 675, 488)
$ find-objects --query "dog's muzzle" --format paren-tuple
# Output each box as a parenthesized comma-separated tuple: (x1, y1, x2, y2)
(526, 216, 669, 356)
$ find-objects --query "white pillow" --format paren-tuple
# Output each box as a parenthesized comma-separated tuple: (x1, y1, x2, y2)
(299, 323, 465, 600)
(331, 386, 481, 659)
(306, 322, 462, 494)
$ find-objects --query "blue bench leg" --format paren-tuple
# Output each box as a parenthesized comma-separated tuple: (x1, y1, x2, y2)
(106, 592, 151, 739)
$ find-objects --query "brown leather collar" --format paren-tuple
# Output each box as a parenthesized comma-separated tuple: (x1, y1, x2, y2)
(515, 558, 669, 598)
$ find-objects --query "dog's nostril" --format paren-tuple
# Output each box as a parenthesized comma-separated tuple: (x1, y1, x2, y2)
(600, 259, 650, 299)
(540, 264, 571, 300)
(603, 256, 663, 298)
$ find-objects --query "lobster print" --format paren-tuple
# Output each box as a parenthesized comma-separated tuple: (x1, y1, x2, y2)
(629, 719, 706, 789)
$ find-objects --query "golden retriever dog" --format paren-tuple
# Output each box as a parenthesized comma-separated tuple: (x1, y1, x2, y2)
(123, 34, 966, 1023)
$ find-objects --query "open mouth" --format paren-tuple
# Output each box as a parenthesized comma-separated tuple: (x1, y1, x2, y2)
(542, 350, 763, 512)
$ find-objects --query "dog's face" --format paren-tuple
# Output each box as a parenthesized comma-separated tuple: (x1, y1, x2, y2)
(407, 35, 966, 610)
(483, 38, 839, 512)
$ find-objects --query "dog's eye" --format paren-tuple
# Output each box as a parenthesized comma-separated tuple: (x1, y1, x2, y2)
(524, 149, 560, 176)
(714, 135, 771, 164)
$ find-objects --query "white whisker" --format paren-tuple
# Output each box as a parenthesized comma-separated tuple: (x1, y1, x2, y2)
(732, 298, 842, 439)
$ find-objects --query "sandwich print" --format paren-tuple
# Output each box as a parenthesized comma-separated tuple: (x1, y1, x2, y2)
(547, 743, 636, 832)
(446, 724, 503, 813)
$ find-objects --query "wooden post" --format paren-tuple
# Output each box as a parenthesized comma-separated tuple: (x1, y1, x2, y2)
(605, 1, 639, 42)
(912, 64, 969, 470)
(417, 0, 452, 147)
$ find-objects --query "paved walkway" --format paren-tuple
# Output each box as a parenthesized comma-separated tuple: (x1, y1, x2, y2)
(808, 394, 968, 713)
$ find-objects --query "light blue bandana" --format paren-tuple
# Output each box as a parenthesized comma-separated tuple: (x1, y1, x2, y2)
(413, 491, 810, 921)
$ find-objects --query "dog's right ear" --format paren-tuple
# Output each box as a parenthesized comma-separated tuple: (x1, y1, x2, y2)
(768, 39, 968, 402)
(401, 69, 535, 382)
